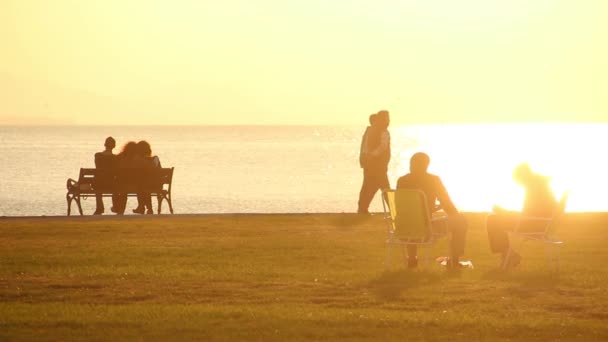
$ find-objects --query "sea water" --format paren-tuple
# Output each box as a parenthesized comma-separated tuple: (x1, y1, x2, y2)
(1, 124, 606, 216)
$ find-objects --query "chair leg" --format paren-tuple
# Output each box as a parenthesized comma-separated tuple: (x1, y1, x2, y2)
(555, 245, 561, 273)
(548, 243, 561, 273)
(501, 247, 513, 271)
(503, 237, 528, 271)
(518, 239, 528, 268)
(384, 243, 393, 270)
(423, 244, 432, 267)
(545, 243, 552, 271)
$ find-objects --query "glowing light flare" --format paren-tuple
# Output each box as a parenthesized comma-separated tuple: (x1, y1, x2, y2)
(390, 124, 603, 212)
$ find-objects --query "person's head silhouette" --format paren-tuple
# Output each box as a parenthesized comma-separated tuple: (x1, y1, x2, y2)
(136, 140, 152, 157)
(512, 162, 533, 185)
(410, 152, 430, 174)
(120, 141, 137, 158)
(104, 136, 116, 150)
(376, 110, 390, 128)
(369, 114, 377, 126)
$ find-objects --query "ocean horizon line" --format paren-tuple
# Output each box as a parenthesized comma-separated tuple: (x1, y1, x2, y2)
(1, 122, 606, 128)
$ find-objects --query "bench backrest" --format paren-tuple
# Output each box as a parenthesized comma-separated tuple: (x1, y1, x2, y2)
(76, 167, 174, 193)
(157, 167, 174, 193)
(75, 168, 97, 191)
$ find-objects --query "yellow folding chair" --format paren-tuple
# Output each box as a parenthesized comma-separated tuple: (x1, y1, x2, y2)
(382, 189, 449, 269)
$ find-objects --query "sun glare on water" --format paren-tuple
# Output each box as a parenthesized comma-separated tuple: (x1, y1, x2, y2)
(389, 123, 607, 212)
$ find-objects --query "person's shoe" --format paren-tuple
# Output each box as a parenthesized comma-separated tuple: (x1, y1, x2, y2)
(110, 207, 117, 213)
(446, 258, 463, 270)
(407, 257, 418, 269)
(93, 209, 104, 215)
(133, 207, 145, 215)
(507, 252, 521, 268)
(501, 251, 521, 269)
(146, 209, 153, 215)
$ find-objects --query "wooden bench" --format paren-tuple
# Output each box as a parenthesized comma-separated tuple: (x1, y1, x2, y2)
(66, 167, 174, 216)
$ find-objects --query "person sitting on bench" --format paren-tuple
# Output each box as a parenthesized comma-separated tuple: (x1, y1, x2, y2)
(93, 136, 117, 215)
(132, 140, 162, 215)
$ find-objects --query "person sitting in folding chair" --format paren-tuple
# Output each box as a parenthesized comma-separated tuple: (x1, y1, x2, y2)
(487, 163, 558, 269)
(396, 152, 468, 269)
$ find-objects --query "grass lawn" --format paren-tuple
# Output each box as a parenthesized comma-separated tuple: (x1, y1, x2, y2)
(1, 213, 608, 341)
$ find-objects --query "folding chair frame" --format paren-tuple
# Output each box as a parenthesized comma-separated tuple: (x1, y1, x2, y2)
(382, 189, 450, 270)
(501, 193, 568, 272)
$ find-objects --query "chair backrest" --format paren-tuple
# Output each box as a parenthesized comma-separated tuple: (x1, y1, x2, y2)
(382, 190, 397, 223)
(546, 192, 569, 237)
(383, 189, 432, 240)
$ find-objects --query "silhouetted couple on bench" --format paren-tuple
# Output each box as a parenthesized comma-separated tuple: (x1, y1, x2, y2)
(94, 137, 162, 215)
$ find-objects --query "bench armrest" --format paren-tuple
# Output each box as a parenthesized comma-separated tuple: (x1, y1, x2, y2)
(67, 178, 78, 191)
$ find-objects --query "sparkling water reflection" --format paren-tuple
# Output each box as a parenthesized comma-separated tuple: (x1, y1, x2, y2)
(0, 124, 606, 216)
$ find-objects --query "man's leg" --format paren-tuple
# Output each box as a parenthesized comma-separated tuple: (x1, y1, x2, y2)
(94, 193, 104, 215)
(143, 192, 153, 214)
(487, 213, 522, 267)
(111, 193, 119, 213)
(428, 216, 466, 268)
(406, 245, 418, 268)
(133, 193, 145, 214)
(378, 169, 390, 190)
(447, 214, 468, 262)
(486, 214, 518, 254)
(115, 193, 127, 215)
(357, 168, 375, 213)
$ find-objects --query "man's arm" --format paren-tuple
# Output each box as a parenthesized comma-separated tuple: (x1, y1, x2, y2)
(396, 175, 404, 189)
(359, 128, 370, 168)
(369, 130, 389, 156)
(360, 127, 370, 153)
(434, 176, 458, 215)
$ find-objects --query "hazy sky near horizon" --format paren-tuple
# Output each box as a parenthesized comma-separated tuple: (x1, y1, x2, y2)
(1, 0, 607, 125)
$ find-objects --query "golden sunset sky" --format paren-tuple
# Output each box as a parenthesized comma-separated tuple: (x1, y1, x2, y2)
(1, 0, 607, 125)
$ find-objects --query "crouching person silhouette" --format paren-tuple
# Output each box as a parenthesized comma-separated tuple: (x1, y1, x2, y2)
(487, 163, 558, 269)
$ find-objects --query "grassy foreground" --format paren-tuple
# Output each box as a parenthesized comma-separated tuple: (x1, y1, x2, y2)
(1, 213, 608, 341)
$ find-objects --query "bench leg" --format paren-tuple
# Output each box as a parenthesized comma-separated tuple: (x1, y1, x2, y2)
(75, 196, 84, 216)
(67, 194, 72, 216)
(156, 195, 174, 214)
(157, 195, 163, 215)
(167, 196, 174, 214)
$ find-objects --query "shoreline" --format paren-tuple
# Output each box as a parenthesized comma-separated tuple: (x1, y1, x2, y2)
(2, 211, 608, 222)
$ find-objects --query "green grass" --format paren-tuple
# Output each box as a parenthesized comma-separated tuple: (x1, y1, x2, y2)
(1, 213, 608, 341)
